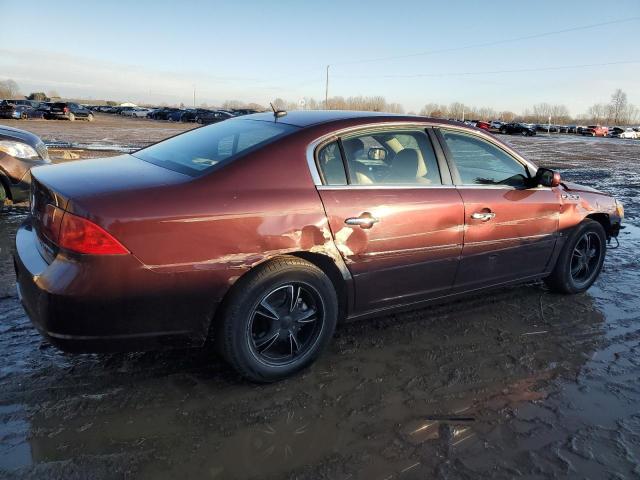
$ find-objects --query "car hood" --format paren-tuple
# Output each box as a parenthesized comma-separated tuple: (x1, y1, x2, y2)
(0, 124, 42, 146)
(561, 181, 604, 195)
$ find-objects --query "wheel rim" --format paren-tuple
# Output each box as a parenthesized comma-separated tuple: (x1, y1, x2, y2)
(570, 232, 602, 287)
(248, 283, 324, 366)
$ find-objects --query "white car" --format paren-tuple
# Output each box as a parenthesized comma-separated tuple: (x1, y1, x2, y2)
(125, 108, 152, 118)
(620, 128, 639, 139)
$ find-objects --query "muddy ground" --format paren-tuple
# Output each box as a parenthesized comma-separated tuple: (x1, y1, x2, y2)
(0, 119, 639, 479)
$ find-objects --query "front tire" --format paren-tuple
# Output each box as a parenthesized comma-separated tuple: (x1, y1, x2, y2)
(544, 219, 606, 294)
(87, 114, 94, 122)
(217, 257, 338, 382)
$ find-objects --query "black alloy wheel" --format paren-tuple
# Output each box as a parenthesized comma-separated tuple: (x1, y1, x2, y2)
(544, 219, 606, 294)
(569, 231, 603, 289)
(248, 283, 324, 366)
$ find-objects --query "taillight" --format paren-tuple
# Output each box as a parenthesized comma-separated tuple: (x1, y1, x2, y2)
(63, 107, 69, 113)
(58, 211, 129, 255)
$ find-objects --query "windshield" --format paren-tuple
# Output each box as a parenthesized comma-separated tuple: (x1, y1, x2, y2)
(132, 119, 297, 176)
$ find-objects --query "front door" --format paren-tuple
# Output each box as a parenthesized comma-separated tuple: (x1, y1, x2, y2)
(436, 128, 560, 291)
(314, 128, 464, 313)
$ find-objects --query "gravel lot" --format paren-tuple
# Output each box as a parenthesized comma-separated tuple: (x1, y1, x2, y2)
(1, 118, 639, 479)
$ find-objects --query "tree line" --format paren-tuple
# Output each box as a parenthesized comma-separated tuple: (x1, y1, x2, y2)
(1, 78, 637, 125)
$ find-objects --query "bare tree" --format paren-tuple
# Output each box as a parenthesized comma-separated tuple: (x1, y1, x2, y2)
(222, 99, 244, 110)
(0, 79, 21, 99)
(609, 89, 627, 124)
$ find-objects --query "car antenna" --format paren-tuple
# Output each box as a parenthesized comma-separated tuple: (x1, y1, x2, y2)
(270, 102, 287, 119)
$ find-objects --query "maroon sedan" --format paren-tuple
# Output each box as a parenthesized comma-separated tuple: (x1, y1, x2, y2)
(14, 111, 623, 381)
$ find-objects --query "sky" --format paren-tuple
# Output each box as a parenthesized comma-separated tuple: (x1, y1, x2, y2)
(1, 0, 639, 115)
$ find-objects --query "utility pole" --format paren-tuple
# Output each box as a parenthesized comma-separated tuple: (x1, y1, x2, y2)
(193, 85, 196, 108)
(325, 65, 330, 110)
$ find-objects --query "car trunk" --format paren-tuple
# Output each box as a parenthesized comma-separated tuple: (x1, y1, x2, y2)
(29, 155, 192, 262)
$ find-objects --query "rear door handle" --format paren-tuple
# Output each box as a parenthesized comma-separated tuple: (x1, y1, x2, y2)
(345, 212, 379, 229)
(471, 212, 496, 221)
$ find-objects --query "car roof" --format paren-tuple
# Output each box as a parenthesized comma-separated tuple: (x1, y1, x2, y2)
(244, 110, 455, 128)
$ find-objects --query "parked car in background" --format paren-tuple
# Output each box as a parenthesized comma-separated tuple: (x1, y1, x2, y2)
(0, 125, 50, 206)
(194, 109, 234, 124)
(123, 108, 152, 118)
(489, 120, 505, 130)
(582, 125, 608, 137)
(475, 121, 491, 131)
(175, 108, 213, 122)
(167, 109, 188, 122)
(500, 122, 536, 136)
(536, 124, 558, 133)
(13, 105, 46, 120)
(616, 128, 639, 139)
(118, 106, 136, 116)
(147, 108, 181, 120)
(567, 125, 578, 134)
(0, 101, 45, 120)
(45, 102, 94, 121)
(13, 111, 623, 381)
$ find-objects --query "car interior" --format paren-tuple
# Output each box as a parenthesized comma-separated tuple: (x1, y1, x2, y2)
(318, 130, 442, 186)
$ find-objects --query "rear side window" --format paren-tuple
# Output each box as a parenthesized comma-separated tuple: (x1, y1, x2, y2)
(341, 130, 442, 185)
(440, 130, 528, 187)
(132, 119, 296, 176)
(317, 142, 347, 185)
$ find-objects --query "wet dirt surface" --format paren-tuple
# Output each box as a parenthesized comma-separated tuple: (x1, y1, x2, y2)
(1, 123, 639, 479)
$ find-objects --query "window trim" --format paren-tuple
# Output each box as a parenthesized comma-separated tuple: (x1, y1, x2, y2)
(434, 126, 536, 188)
(308, 122, 455, 189)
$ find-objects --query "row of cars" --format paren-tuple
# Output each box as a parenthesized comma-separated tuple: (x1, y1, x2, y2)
(0, 100, 95, 121)
(89, 105, 260, 125)
(463, 119, 640, 139)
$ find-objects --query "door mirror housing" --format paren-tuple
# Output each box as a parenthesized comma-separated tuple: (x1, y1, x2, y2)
(536, 168, 561, 187)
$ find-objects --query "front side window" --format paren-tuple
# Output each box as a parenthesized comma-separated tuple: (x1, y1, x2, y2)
(440, 130, 528, 187)
(133, 119, 296, 176)
(340, 130, 442, 185)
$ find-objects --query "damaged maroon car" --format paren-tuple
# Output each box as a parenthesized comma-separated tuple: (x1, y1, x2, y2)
(14, 111, 624, 381)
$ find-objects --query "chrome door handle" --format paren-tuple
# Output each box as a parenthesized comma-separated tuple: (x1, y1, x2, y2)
(471, 212, 496, 221)
(345, 213, 379, 229)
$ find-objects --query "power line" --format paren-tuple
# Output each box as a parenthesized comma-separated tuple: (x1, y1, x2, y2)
(331, 17, 640, 66)
(332, 60, 640, 80)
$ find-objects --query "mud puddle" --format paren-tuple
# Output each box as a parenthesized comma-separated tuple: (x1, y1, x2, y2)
(1, 134, 639, 479)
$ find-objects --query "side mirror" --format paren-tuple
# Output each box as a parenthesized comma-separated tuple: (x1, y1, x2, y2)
(368, 147, 387, 161)
(536, 168, 561, 187)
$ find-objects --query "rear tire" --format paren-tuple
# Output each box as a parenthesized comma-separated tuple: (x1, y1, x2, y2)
(217, 257, 338, 382)
(68, 112, 76, 121)
(544, 219, 606, 294)
(500, 127, 508, 134)
(87, 114, 94, 122)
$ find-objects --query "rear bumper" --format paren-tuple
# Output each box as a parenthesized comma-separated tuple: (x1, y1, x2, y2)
(13, 221, 217, 352)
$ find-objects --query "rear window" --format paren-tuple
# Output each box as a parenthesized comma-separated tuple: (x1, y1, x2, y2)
(132, 119, 297, 176)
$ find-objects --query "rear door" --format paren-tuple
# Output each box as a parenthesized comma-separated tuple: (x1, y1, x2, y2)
(435, 128, 560, 291)
(313, 126, 465, 314)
